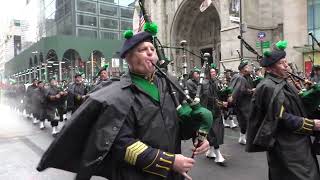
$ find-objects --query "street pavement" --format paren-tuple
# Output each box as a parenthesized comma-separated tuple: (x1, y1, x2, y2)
(1, 101, 316, 180)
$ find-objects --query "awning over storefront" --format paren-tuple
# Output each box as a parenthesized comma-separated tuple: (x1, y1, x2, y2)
(293, 45, 320, 53)
(4, 35, 123, 76)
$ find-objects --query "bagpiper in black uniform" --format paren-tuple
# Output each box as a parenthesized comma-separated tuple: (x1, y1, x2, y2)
(311, 65, 320, 84)
(25, 79, 38, 120)
(16, 84, 26, 115)
(221, 69, 238, 128)
(201, 63, 227, 165)
(90, 66, 111, 93)
(32, 81, 47, 129)
(186, 67, 201, 100)
(67, 74, 88, 113)
(246, 41, 320, 180)
(230, 60, 254, 145)
(46, 79, 68, 135)
(56, 80, 68, 122)
(37, 30, 210, 180)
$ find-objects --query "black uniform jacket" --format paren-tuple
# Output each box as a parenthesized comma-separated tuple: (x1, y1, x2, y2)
(186, 79, 198, 99)
(231, 74, 253, 115)
(200, 78, 221, 116)
(246, 73, 320, 180)
(37, 73, 198, 179)
(67, 83, 88, 111)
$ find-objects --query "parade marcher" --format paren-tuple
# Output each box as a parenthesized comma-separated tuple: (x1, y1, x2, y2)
(57, 81, 68, 122)
(311, 65, 320, 84)
(186, 67, 201, 99)
(221, 69, 238, 128)
(46, 79, 66, 135)
(67, 74, 88, 113)
(246, 41, 320, 180)
(201, 64, 227, 165)
(32, 81, 47, 129)
(96, 65, 110, 85)
(89, 65, 111, 93)
(16, 84, 26, 115)
(37, 30, 210, 180)
(31, 82, 43, 125)
(25, 79, 38, 121)
(230, 60, 254, 145)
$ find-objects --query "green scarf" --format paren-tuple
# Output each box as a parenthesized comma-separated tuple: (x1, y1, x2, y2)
(131, 73, 160, 102)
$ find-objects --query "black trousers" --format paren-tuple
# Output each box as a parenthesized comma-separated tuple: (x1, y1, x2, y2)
(74, 174, 91, 180)
(47, 108, 58, 127)
(235, 108, 247, 134)
(207, 115, 224, 149)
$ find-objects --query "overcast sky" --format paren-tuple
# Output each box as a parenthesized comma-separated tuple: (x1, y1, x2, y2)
(0, 0, 135, 38)
(0, 0, 24, 37)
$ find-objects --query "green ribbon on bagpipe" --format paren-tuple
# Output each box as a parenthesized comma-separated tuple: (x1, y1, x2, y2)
(177, 102, 214, 134)
(218, 86, 233, 97)
(299, 83, 320, 116)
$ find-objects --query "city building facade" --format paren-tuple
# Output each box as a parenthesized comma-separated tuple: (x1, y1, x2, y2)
(5, 0, 135, 84)
(141, 0, 320, 77)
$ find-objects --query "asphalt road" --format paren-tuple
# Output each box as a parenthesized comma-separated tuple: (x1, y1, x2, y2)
(0, 101, 304, 180)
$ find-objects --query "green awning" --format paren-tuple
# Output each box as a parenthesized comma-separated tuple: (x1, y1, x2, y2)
(5, 35, 123, 75)
(293, 45, 320, 53)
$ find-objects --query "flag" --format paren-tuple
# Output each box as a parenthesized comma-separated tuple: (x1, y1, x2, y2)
(200, 0, 212, 12)
(138, 11, 146, 32)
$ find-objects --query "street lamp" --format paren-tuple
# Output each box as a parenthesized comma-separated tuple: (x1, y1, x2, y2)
(31, 51, 40, 80)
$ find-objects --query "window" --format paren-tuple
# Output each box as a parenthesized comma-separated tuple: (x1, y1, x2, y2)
(308, 0, 320, 44)
(77, 0, 97, 14)
(57, 14, 73, 35)
(101, 31, 119, 40)
(77, 14, 97, 27)
(120, 21, 132, 30)
(45, 0, 55, 8)
(118, 0, 135, 7)
(100, 17, 118, 29)
(99, 0, 116, 4)
(100, 4, 118, 16)
(45, 1, 56, 19)
(120, 8, 134, 19)
(78, 28, 98, 39)
(55, 4, 65, 21)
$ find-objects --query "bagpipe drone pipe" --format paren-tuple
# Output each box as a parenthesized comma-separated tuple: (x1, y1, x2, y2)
(288, 71, 320, 154)
(138, 0, 213, 156)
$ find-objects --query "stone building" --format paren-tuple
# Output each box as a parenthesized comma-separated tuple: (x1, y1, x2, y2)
(139, 0, 317, 76)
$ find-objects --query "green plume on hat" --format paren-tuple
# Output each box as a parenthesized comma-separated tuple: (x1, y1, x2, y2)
(263, 50, 272, 57)
(241, 59, 249, 64)
(276, 40, 288, 50)
(102, 63, 109, 69)
(210, 63, 217, 69)
(144, 22, 158, 36)
(95, 63, 109, 77)
(123, 30, 134, 39)
(192, 66, 201, 72)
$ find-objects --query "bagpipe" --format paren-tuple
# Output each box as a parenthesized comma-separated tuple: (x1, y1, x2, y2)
(138, 0, 213, 155)
(286, 70, 320, 154)
(237, 35, 264, 87)
(290, 32, 320, 121)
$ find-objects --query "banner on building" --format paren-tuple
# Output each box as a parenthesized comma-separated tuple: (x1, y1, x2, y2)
(14, 35, 21, 57)
(304, 52, 320, 78)
(200, 0, 212, 12)
(229, 0, 240, 23)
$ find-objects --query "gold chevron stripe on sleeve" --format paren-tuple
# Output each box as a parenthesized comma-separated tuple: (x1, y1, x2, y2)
(279, 105, 285, 118)
(125, 141, 148, 165)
